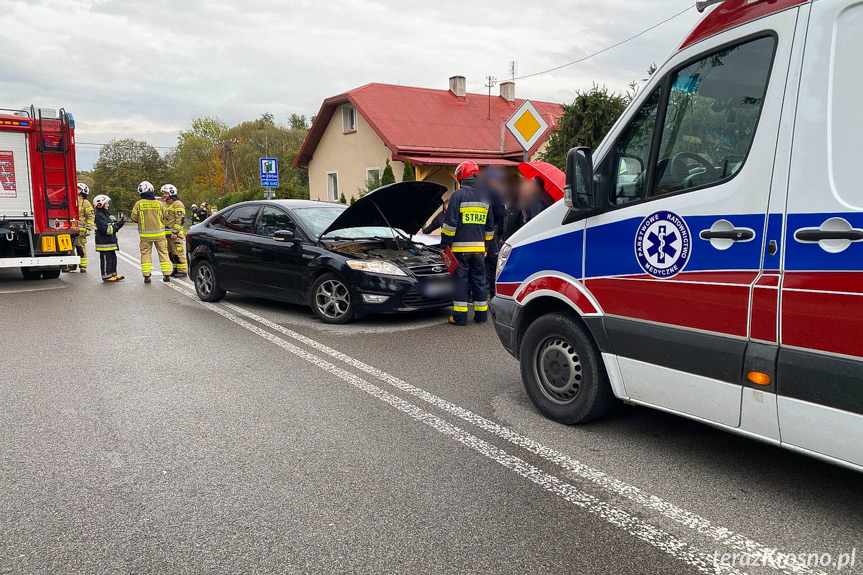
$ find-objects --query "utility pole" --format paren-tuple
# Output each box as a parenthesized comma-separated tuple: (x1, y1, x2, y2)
(485, 75, 498, 119)
(220, 139, 240, 197)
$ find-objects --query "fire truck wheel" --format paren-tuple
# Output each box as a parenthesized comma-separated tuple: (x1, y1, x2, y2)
(20, 267, 43, 281)
(41, 269, 61, 280)
(519, 312, 614, 425)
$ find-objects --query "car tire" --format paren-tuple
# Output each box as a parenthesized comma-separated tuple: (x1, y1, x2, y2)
(310, 273, 355, 324)
(194, 260, 226, 303)
(41, 269, 61, 279)
(519, 312, 614, 425)
(20, 267, 43, 281)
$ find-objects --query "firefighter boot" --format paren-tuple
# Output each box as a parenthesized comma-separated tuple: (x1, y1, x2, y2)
(144, 276, 152, 284)
(162, 275, 171, 283)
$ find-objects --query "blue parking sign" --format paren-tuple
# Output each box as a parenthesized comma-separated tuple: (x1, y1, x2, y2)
(260, 157, 279, 188)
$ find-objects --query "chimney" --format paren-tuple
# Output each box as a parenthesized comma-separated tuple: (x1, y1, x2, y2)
(500, 81, 515, 103)
(449, 75, 466, 99)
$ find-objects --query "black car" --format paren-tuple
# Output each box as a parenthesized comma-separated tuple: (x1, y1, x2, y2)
(186, 181, 452, 324)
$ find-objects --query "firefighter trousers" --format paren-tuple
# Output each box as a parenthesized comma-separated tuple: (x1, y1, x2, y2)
(139, 237, 172, 277)
(452, 253, 488, 325)
(99, 251, 118, 279)
(167, 234, 188, 274)
(73, 234, 88, 270)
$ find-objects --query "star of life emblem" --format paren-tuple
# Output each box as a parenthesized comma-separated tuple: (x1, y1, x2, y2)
(634, 211, 692, 279)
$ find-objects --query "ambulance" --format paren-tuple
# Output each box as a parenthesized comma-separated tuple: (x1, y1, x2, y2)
(0, 106, 79, 278)
(491, 0, 863, 472)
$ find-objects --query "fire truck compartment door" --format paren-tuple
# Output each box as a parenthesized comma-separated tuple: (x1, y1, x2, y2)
(0, 131, 33, 219)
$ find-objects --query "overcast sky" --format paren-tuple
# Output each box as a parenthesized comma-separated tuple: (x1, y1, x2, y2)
(0, 0, 701, 170)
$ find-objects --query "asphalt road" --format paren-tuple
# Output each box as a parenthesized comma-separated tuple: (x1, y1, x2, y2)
(1, 229, 861, 575)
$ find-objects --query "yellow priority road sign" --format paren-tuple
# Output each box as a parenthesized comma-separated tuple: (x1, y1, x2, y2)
(505, 100, 549, 153)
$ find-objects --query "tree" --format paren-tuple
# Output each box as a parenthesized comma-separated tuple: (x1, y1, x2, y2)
(540, 85, 628, 170)
(339, 192, 347, 204)
(91, 139, 168, 214)
(167, 116, 227, 207)
(381, 159, 396, 186)
(288, 114, 308, 130)
(401, 159, 415, 182)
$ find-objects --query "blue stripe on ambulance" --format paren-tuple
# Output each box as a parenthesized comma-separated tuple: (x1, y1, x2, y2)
(784, 212, 863, 272)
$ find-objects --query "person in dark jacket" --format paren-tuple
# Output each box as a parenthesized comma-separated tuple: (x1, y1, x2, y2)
(440, 161, 495, 326)
(92, 194, 126, 282)
(521, 176, 555, 223)
(422, 200, 448, 235)
(477, 168, 508, 297)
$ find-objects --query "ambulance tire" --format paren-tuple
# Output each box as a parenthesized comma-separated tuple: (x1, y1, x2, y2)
(41, 269, 62, 279)
(20, 267, 43, 281)
(520, 312, 613, 425)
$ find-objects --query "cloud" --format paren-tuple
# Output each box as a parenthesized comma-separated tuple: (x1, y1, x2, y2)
(0, 0, 701, 169)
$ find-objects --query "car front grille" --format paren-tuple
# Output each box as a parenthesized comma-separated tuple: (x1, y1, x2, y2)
(410, 264, 449, 278)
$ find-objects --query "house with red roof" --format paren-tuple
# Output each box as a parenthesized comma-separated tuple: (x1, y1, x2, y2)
(294, 77, 562, 203)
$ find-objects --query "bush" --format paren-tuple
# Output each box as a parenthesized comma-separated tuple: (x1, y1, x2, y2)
(381, 159, 396, 186)
(401, 159, 415, 182)
(339, 192, 347, 204)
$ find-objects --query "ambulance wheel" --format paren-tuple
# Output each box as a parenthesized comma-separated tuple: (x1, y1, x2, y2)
(20, 267, 43, 281)
(41, 269, 61, 279)
(520, 312, 613, 425)
(311, 273, 355, 324)
(194, 260, 225, 302)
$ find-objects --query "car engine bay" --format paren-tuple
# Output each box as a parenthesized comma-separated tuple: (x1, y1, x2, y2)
(330, 238, 442, 268)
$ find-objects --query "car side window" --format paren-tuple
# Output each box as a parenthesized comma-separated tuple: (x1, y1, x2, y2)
(650, 35, 775, 197)
(257, 206, 297, 237)
(612, 88, 661, 206)
(209, 211, 230, 229)
(223, 205, 260, 234)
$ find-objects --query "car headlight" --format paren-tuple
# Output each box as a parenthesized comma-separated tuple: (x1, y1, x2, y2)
(496, 243, 512, 281)
(346, 259, 407, 277)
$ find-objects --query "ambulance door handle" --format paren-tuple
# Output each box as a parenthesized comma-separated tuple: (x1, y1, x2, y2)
(794, 230, 863, 242)
(699, 229, 754, 241)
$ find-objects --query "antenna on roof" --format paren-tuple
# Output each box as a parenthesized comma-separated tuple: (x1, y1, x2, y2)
(485, 75, 498, 119)
(508, 61, 517, 83)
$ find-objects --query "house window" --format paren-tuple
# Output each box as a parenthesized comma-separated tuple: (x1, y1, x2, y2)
(342, 106, 357, 133)
(326, 171, 339, 201)
(366, 167, 381, 189)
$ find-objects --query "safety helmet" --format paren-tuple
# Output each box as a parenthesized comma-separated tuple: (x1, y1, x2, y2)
(76, 182, 90, 197)
(138, 181, 155, 196)
(200, 202, 208, 208)
(93, 194, 111, 209)
(161, 183, 179, 198)
(191, 203, 198, 208)
(454, 160, 480, 182)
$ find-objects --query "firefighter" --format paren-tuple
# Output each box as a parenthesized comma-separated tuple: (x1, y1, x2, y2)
(190, 204, 201, 225)
(92, 194, 126, 282)
(161, 184, 188, 278)
(130, 181, 172, 284)
(65, 183, 95, 273)
(440, 160, 495, 326)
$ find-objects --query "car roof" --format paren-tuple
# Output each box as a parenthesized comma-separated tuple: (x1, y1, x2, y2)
(222, 199, 344, 211)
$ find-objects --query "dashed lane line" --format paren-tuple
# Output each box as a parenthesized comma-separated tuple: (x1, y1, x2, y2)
(117, 250, 822, 575)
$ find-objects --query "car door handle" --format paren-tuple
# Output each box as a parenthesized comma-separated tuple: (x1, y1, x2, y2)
(794, 229, 863, 242)
(699, 229, 755, 241)
(250, 247, 264, 254)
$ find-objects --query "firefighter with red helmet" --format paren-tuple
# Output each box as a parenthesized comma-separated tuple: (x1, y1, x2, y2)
(440, 160, 495, 326)
(65, 183, 94, 273)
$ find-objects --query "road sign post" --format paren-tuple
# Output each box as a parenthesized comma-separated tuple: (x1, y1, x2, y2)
(260, 157, 279, 200)
(505, 100, 549, 161)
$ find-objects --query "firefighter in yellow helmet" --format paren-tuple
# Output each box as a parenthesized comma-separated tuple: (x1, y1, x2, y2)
(160, 184, 188, 278)
(65, 183, 94, 273)
(130, 181, 172, 284)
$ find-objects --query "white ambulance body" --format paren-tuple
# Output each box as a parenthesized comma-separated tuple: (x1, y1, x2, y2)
(491, 0, 863, 472)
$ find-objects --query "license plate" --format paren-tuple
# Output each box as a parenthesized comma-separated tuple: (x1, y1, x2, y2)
(422, 281, 453, 298)
(57, 234, 73, 251)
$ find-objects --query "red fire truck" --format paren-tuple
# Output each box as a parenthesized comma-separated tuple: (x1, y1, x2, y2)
(0, 106, 80, 279)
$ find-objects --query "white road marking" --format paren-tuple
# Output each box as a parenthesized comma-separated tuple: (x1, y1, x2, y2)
(0, 284, 67, 294)
(117, 250, 821, 575)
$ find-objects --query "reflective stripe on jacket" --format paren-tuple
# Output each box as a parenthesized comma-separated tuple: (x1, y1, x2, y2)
(131, 198, 167, 239)
(164, 199, 186, 235)
(78, 198, 95, 232)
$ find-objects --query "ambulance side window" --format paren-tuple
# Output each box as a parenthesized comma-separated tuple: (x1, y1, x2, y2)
(612, 88, 661, 206)
(650, 36, 775, 198)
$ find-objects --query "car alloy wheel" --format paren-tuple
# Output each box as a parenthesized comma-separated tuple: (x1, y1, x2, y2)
(194, 261, 225, 303)
(315, 278, 351, 320)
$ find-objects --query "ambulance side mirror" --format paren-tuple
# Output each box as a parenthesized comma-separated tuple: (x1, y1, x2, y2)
(565, 147, 596, 210)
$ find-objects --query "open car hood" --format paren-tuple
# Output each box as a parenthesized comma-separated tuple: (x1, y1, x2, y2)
(319, 181, 447, 238)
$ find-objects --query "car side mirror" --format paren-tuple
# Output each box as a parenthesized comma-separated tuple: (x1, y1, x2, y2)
(565, 147, 596, 210)
(273, 229, 296, 242)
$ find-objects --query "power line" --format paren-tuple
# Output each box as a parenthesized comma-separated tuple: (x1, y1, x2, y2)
(76, 141, 175, 150)
(494, 4, 695, 84)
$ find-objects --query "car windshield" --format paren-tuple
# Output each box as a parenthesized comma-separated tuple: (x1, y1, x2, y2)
(293, 206, 400, 240)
